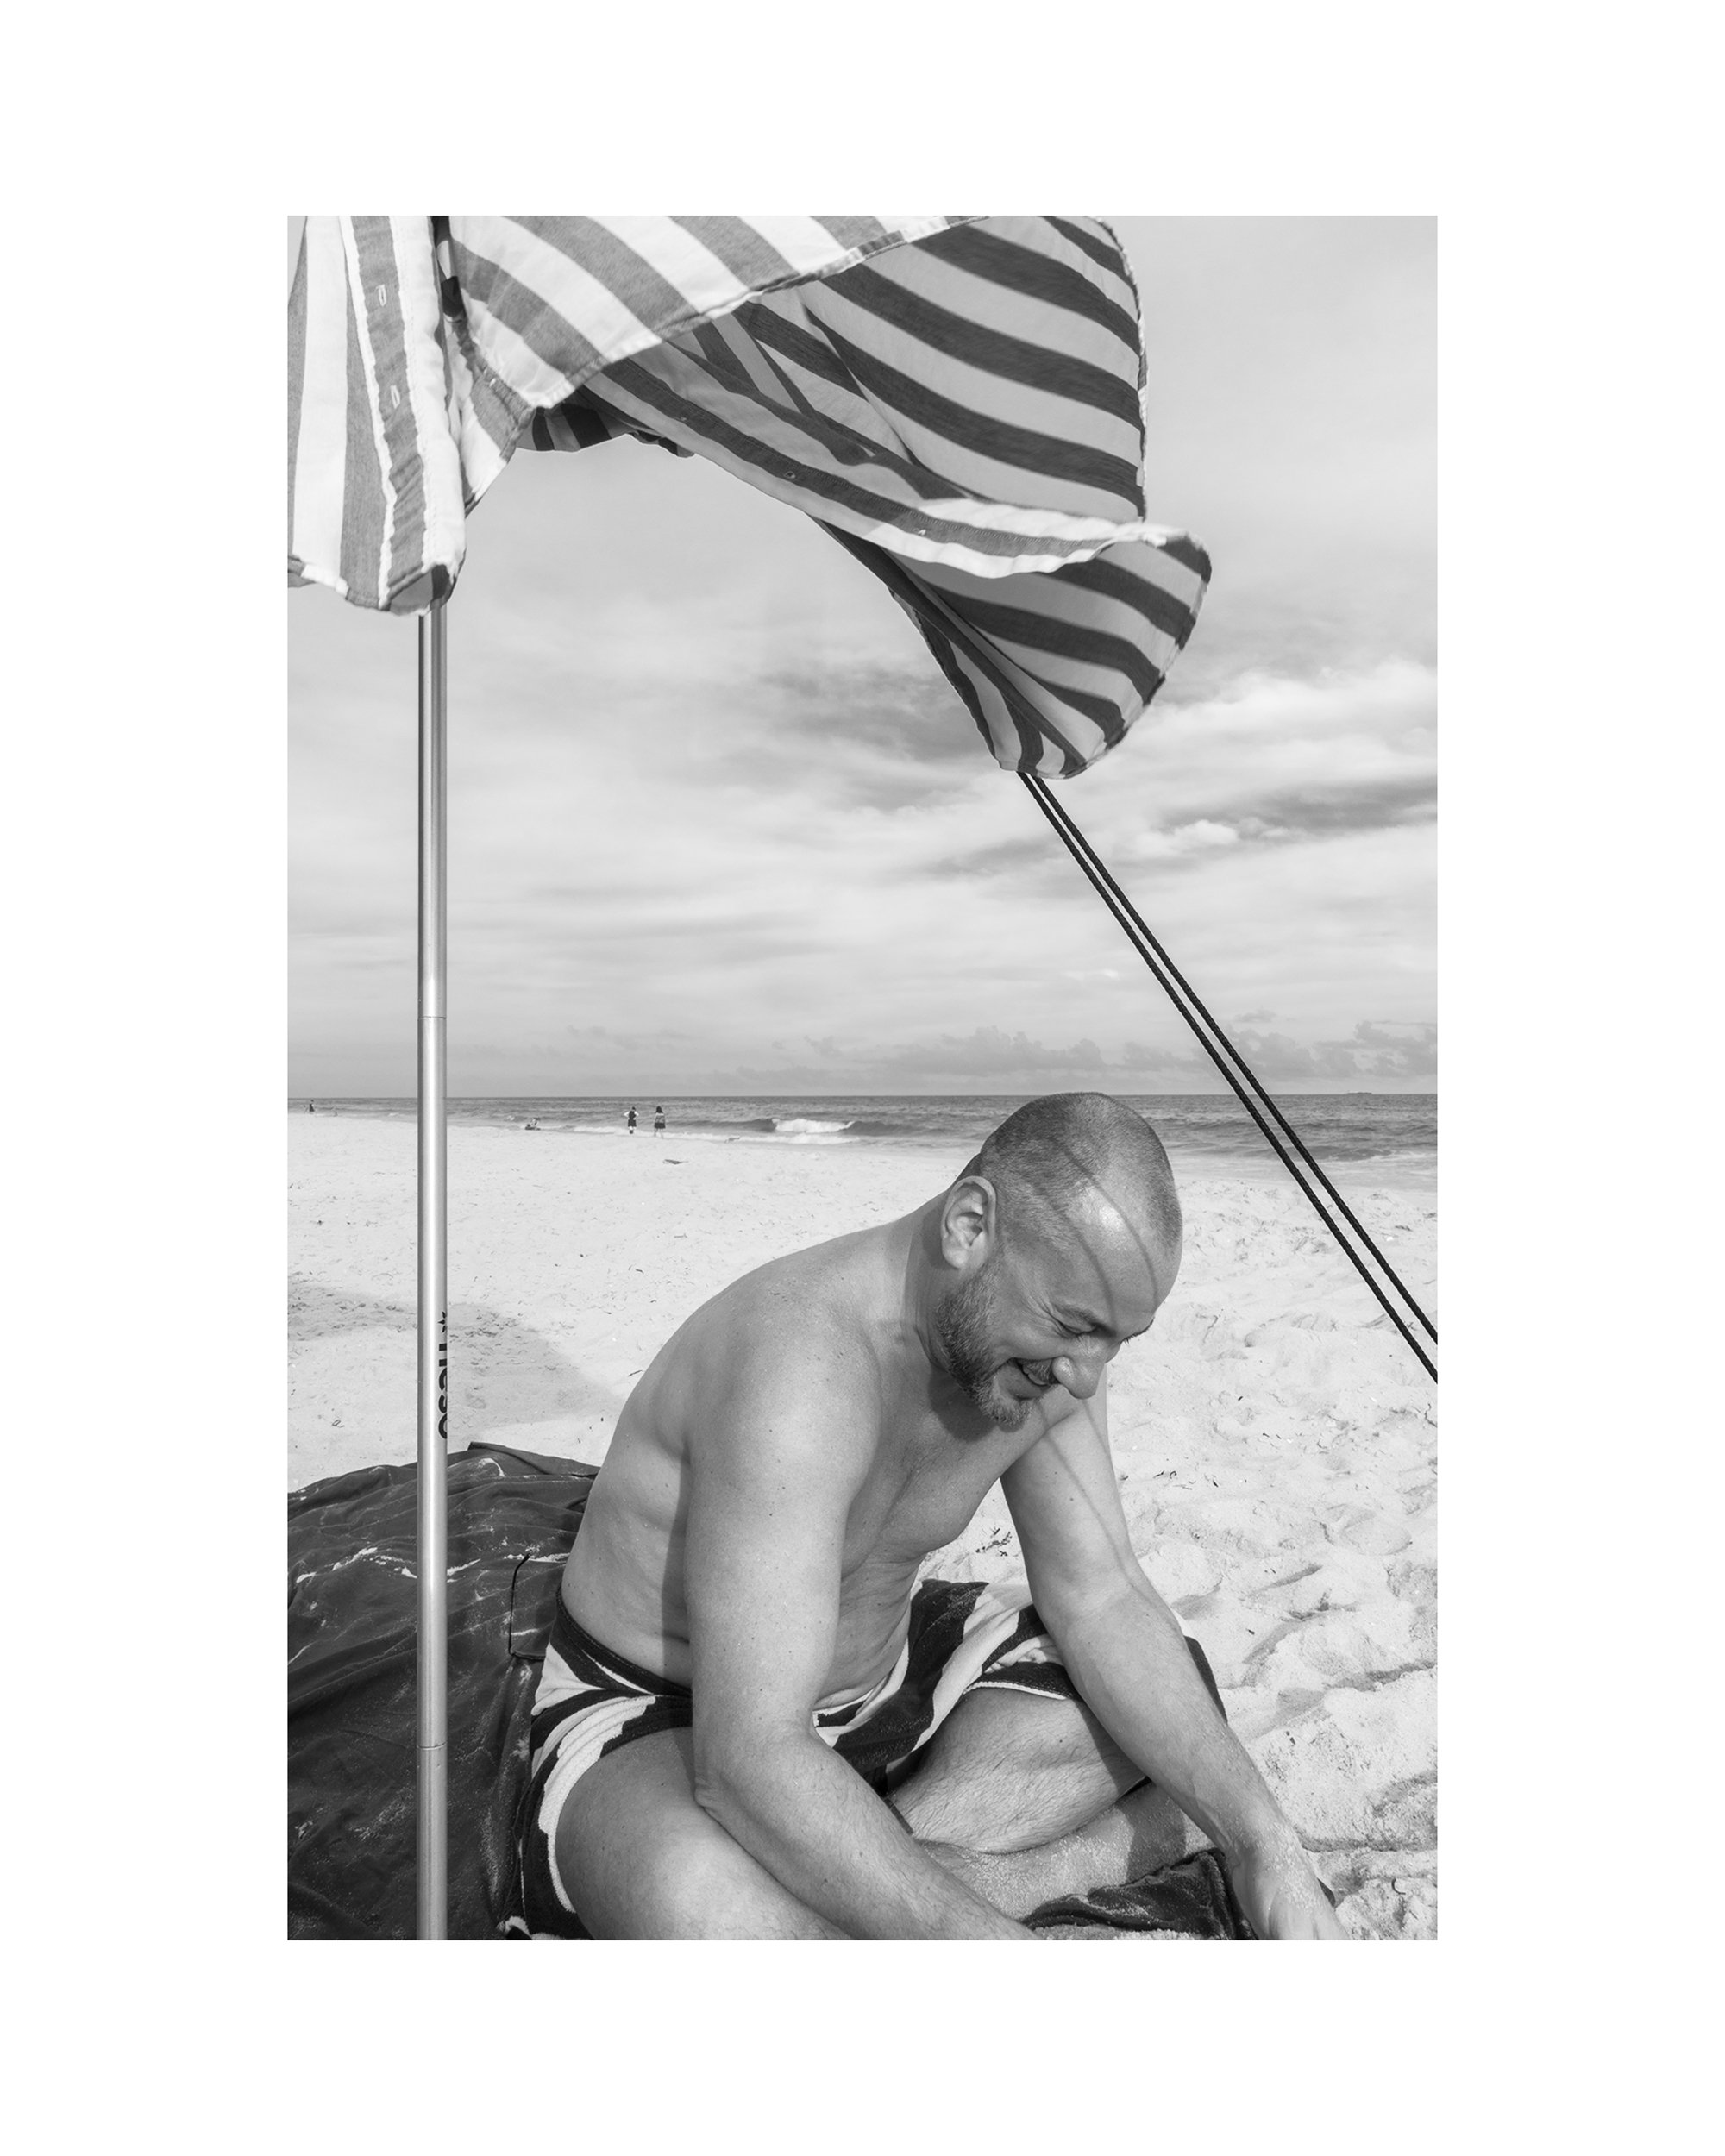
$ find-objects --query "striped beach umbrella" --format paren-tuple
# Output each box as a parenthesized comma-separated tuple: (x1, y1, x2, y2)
(287, 215, 1433, 1938)
(289, 216, 1210, 776)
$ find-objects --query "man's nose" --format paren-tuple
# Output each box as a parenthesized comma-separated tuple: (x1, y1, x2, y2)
(1051, 1344, 1111, 1398)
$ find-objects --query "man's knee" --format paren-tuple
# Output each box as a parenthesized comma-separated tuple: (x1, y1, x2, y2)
(623, 1832, 844, 1940)
(558, 1744, 840, 1940)
(892, 1687, 1141, 1852)
(932, 1683, 1137, 1782)
(580, 1826, 725, 1936)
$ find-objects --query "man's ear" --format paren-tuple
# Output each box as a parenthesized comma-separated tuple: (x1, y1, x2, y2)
(940, 1177, 995, 1270)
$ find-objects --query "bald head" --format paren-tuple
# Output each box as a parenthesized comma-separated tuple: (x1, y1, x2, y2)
(958, 1092, 1182, 1276)
(925, 1094, 1181, 1429)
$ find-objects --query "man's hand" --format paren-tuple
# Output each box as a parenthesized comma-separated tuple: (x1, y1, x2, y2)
(1228, 1836, 1348, 1940)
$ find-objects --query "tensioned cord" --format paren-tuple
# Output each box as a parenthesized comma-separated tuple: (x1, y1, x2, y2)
(1026, 774, 1436, 1339)
(1021, 772, 1437, 1384)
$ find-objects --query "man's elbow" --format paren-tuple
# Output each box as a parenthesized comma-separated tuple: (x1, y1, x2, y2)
(1040, 1564, 1183, 1659)
(691, 1723, 800, 1835)
(1035, 1540, 1158, 1619)
(690, 1736, 743, 1827)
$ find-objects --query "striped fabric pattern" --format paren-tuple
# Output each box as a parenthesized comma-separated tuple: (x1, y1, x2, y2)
(288, 215, 1210, 775)
(287, 215, 468, 614)
(289, 216, 971, 612)
(822, 523, 1211, 777)
(452, 215, 966, 425)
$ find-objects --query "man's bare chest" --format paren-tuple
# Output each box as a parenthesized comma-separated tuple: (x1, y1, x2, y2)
(838, 1403, 1042, 1576)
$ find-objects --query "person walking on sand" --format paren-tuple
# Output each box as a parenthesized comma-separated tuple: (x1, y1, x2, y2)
(626, 1106, 637, 1135)
(654, 1106, 667, 1137)
(517, 1092, 1346, 1941)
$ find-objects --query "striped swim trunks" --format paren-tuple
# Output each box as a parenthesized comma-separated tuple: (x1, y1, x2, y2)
(511, 1575, 1083, 1939)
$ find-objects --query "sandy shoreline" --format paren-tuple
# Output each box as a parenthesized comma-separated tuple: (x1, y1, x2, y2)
(289, 1112, 1437, 1939)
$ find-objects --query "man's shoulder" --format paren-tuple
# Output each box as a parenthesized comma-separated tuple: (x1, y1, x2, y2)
(651, 1221, 899, 1457)
(712, 1241, 882, 1384)
(688, 1240, 886, 1439)
(676, 1271, 881, 1498)
(718, 1219, 881, 1319)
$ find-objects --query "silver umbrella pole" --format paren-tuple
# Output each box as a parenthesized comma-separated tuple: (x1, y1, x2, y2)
(416, 604, 448, 1938)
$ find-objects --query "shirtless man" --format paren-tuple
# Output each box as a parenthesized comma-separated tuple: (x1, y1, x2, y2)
(518, 1092, 1345, 1940)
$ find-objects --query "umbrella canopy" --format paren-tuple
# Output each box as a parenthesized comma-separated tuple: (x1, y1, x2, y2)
(287, 215, 1209, 776)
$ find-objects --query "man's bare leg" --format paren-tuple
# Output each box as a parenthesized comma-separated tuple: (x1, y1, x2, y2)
(555, 1727, 845, 1939)
(554, 1693, 1201, 1937)
(888, 1687, 1204, 1921)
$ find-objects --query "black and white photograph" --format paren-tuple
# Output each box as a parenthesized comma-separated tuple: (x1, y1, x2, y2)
(15, 3, 1719, 2140)
(287, 213, 1437, 1945)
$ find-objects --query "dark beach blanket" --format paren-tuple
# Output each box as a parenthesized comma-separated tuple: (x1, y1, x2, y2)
(288, 1444, 1251, 1940)
(289, 1443, 596, 1940)
(1026, 1849, 1251, 1940)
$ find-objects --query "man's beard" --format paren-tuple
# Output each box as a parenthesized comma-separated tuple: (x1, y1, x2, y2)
(932, 1263, 1052, 1434)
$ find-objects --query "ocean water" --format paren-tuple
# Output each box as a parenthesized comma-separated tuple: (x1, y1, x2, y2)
(291, 1092, 1437, 1186)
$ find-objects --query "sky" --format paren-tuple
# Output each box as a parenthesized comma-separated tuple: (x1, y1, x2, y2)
(289, 217, 1435, 1099)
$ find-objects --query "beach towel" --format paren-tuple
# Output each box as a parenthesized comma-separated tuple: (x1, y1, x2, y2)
(288, 1443, 1251, 1940)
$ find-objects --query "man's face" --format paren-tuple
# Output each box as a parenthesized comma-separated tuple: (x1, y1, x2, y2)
(932, 1202, 1174, 1432)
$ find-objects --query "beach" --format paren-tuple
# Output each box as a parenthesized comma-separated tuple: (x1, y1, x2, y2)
(289, 1109, 1437, 1940)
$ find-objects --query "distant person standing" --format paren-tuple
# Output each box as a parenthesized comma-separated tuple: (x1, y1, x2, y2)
(654, 1106, 667, 1137)
(308, 1101, 316, 1113)
(626, 1106, 637, 1135)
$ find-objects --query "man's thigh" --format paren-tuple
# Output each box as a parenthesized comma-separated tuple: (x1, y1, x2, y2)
(888, 1683, 1145, 1853)
(555, 1726, 844, 1940)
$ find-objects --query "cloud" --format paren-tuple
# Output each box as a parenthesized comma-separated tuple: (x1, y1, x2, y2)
(915, 837, 1059, 884)
(1228, 775, 1434, 839)
(1123, 818, 1240, 862)
(564, 1023, 695, 1048)
(724, 1027, 1113, 1089)
(1121, 1020, 1436, 1085)
(761, 664, 991, 793)
(1075, 659, 1437, 868)
(867, 1028, 1112, 1079)
(715, 1019, 1437, 1096)
(1232, 1022, 1438, 1082)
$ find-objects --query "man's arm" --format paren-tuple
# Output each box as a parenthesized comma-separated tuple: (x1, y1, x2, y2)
(684, 1332, 1033, 1940)
(1002, 1386, 1346, 1940)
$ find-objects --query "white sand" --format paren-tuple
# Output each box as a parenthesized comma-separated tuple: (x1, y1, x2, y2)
(290, 1112, 1437, 1939)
